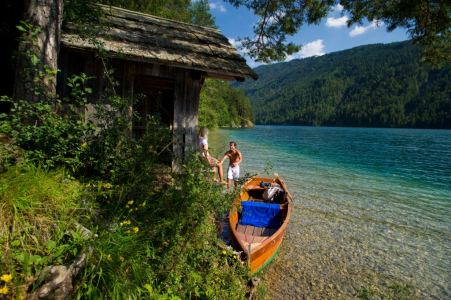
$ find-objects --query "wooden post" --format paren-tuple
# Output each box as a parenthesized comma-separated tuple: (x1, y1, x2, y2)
(172, 69, 185, 172)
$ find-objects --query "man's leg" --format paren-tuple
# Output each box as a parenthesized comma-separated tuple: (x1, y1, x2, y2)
(233, 166, 240, 188)
(227, 165, 233, 189)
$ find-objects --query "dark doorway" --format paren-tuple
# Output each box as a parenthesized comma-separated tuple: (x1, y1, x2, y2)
(132, 75, 175, 137)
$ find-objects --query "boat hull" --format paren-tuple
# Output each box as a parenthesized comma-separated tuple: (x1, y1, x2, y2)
(229, 176, 291, 274)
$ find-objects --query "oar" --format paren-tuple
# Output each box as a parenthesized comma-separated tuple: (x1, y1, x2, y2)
(274, 173, 293, 202)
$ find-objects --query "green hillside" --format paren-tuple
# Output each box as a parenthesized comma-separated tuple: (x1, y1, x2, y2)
(234, 41, 451, 128)
(199, 79, 254, 128)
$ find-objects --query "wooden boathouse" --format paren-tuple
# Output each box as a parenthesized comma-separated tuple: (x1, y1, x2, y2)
(57, 5, 258, 170)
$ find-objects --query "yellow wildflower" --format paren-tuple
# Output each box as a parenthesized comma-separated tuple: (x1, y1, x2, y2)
(0, 274, 12, 282)
(133, 227, 139, 234)
(141, 201, 146, 207)
(125, 205, 129, 208)
(125, 230, 130, 234)
(125, 221, 131, 225)
(120, 256, 124, 262)
(81, 142, 87, 147)
(104, 183, 112, 189)
(241, 261, 244, 265)
(127, 200, 134, 205)
(120, 222, 124, 227)
(106, 254, 112, 261)
(129, 209, 133, 213)
(222, 250, 226, 255)
(233, 255, 237, 259)
(0, 285, 9, 294)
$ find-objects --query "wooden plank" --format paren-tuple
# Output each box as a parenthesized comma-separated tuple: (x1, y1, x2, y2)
(236, 232, 254, 245)
(261, 227, 272, 237)
(183, 69, 200, 155)
(252, 236, 267, 243)
(253, 227, 264, 237)
(244, 234, 254, 244)
(244, 225, 255, 236)
(236, 232, 246, 242)
(250, 242, 262, 250)
(172, 68, 185, 172)
(236, 224, 246, 234)
(189, 70, 201, 152)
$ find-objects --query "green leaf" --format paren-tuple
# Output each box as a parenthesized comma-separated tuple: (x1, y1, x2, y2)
(15, 252, 29, 263)
(31, 55, 40, 66)
(144, 284, 153, 293)
(71, 230, 80, 240)
(29, 255, 42, 265)
(47, 240, 57, 251)
(11, 240, 21, 247)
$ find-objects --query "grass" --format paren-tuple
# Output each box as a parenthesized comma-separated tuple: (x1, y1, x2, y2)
(0, 160, 256, 299)
(0, 164, 91, 298)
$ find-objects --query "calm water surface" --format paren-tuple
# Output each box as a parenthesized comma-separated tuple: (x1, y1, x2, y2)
(209, 126, 451, 300)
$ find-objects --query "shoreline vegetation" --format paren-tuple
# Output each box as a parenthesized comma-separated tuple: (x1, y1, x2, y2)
(0, 53, 259, 297)
(0, 16, 259, 300)
(0, 161, 260, 299)
(198, 79, 255, 130)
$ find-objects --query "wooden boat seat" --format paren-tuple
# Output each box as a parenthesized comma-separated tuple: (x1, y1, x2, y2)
(236, 224, 279, 250)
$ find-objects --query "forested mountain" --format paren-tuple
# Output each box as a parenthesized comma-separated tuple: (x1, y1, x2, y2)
(199, 79, 254, 129)
(233, 41, 451, 128)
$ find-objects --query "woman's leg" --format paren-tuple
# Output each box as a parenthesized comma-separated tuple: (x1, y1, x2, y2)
(216, 162, 226, 184)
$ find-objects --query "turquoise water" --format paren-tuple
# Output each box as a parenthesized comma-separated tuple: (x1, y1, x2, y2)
(209, 126, 451, 299)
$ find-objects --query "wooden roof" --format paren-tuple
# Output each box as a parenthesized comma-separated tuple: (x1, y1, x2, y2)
(61, 5, 258, 82)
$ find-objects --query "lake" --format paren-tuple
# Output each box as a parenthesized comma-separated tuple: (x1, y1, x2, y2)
(208, 126, 451, 299)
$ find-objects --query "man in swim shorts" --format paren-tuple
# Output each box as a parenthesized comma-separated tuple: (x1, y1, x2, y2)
(219, 141, 242, 190)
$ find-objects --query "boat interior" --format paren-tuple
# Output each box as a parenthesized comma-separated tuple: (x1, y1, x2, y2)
(234, 182, 288, 251)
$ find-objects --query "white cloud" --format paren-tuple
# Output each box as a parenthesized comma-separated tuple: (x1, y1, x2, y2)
(349, 21, 382, 37)
(247, 60, 261, 67)
(228, 38, 242, 49)
(286, 39, 325, 60)
(326, 16, 348, 28)
(334, 4, 344, 12)
(209, 2, 226, 12)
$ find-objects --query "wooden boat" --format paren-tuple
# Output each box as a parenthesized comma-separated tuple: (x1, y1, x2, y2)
(229, 174, 292, 274)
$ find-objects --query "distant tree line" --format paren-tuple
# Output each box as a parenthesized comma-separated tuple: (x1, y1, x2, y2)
(199, 79, 254, 129)
(234, 41, 451, 129)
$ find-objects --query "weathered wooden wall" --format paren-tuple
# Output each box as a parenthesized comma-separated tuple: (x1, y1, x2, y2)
(57, 49, 202, 171)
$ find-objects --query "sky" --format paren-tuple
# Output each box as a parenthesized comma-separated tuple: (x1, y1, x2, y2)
(207, 1, 411, 68)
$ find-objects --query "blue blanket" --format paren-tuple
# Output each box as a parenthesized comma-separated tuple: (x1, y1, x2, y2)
(238, 201, 282, 228)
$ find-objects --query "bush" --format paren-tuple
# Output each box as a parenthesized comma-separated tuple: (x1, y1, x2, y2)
(1, 23, 255, 300)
